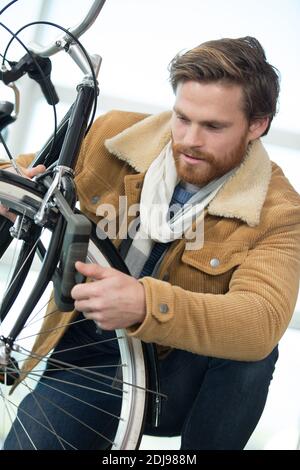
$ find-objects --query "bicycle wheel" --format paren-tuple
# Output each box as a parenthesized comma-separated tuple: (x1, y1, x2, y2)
(0, 171, 148, 450)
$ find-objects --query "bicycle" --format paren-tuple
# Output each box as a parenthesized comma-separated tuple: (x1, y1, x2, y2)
(0, 0, 162, 450)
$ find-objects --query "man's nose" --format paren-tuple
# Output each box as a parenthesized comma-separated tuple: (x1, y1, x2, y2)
(182, 124, 204, 148)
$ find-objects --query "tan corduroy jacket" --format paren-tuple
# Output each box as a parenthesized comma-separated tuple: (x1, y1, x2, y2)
(2, 110, 300, 367)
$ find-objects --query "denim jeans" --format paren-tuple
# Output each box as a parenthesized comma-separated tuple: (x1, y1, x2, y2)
(4, 315, 278, 450)
(145, 346, 278, 449)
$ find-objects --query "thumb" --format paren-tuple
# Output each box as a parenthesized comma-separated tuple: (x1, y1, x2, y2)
(75, 261, 112, 280)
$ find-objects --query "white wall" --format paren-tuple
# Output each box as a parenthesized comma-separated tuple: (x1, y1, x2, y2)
(2, 0, 300, 151)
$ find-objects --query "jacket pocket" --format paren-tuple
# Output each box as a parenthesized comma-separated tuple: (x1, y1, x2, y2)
(182, 241, 249, 276)
(175, 241, 249, 294)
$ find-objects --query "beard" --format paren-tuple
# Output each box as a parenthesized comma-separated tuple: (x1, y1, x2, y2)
(172, 134, 249, 186)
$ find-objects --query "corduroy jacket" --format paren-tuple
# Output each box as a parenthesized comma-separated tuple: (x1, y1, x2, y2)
(2, 110, 300, 371)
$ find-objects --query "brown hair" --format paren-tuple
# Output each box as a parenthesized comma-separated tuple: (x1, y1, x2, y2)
(169, 36, 280, 136)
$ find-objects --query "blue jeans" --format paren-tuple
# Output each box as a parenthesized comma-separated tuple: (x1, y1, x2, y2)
(4, 315, 278, 450)
(145, 346, 278, 449)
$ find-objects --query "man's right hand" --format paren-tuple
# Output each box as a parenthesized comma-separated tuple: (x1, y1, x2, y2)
(0, 164, 46, 222)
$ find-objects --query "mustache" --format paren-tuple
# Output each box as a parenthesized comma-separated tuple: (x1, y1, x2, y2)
(172, 143, 215, 163)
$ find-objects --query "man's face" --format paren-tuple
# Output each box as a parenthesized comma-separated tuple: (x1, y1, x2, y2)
(171, 81, 257, 186)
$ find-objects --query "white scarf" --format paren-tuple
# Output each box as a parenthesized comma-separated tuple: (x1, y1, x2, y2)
(125, 141, 234, 278)
(139, 141, 228, 242)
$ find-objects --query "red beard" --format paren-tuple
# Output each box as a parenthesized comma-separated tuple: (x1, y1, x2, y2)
(172, 136, 248, 186)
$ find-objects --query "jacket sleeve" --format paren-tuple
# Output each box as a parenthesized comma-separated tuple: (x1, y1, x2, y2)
(127, 206, 300, 361)
(0, 153, 36, 170)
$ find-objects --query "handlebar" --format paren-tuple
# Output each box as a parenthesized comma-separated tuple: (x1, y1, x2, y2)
(29, 0, 106, 58)
(0, 0, 106, 109)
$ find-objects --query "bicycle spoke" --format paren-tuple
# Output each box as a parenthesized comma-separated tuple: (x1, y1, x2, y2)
(52, 335, 125, 355)
(3, 229, 43, 301)
(0, 387, 29, 450)
(1, 358, 36, 449)
(15, 335, 124, 366)
(12, 347, 125, 397)
(30, 364, 125, 373)
(21, 378, 66, 450)
(10, 377, 117, 447)
(17, 344, 165, 399)
(27, 371, 122, 398)
(21, 294, 55, 331)
(43, 366, 124, 395)
(16, 317, 88, 342)
(2, 397, 78, 449)
(20, 372, 124, 421)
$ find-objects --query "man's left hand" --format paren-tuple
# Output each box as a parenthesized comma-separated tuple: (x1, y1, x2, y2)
(71, 261, 146, 330)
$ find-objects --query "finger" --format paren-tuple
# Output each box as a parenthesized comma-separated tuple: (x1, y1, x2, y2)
(25, 165, 46, 179)
(74, 298, 102, 313)
(71, 278, 108, 300)
(75, 261, 112, 280)
(0, 205, 9, 215)
(0, 205, 17, 222)
(83, 313, 108, 330)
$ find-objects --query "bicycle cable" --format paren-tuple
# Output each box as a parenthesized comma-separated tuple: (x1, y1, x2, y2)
(0, 16, 98, 167)
(2, 20, 98, 134)
(0, 52, 10, 65)
(0, 0, 19, 17)
(0, 21, 58, 164)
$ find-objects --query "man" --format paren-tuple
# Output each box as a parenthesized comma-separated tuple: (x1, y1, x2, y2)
(2, 36, 300, 450)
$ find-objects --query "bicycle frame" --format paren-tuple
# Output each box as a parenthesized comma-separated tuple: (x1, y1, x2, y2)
(1, 74, 98, 344)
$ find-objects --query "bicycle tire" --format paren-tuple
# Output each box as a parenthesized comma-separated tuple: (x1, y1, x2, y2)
(0, 172, 148, 450)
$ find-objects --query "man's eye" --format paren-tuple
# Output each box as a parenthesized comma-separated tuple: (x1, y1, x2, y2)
(177, 115, 188, 122)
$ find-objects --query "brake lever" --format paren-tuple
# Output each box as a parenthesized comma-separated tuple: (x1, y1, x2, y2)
(1, 53, 59, 105)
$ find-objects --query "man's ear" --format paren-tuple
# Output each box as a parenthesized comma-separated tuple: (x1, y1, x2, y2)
(248, 117, 269, 141)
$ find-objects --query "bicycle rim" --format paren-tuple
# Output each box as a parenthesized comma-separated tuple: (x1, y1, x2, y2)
(0, 197, 147, 451)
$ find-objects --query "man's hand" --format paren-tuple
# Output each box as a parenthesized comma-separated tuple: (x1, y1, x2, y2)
(71, 261, 147, 330)
(0, 165, 46, 222)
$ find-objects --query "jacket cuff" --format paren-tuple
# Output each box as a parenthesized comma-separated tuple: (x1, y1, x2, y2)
(126, 277, 175, 343)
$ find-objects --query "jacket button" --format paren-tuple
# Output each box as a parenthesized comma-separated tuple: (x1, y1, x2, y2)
(135, 182, 143, 189)
(162, 272, 170, 281)
(159, 304, 169, 314)
(91, 195, 100, 204)
(210, 258, 220, 268)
